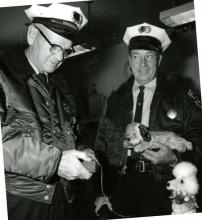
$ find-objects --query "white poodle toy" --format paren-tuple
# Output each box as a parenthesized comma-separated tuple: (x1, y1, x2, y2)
(167, 161, 199, 214)
(123, 122, 192, 153)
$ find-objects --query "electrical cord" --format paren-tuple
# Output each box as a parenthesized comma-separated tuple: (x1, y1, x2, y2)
(96, 159, 133, 218)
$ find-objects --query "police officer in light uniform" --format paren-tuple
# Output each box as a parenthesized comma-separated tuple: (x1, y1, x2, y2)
(94, 22, 202, 217)
(0, 3, 96, 220)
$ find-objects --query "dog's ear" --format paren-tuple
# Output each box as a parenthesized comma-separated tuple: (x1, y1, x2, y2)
(138, 124, 151, 142)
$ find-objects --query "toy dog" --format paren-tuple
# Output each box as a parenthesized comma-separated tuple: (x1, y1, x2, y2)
(167, 161, 199, 214)
(123, 122, 192, 153)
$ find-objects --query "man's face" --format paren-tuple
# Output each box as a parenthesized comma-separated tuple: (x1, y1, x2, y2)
(27, 24, 73, 74)
(129, 49, 162, 85)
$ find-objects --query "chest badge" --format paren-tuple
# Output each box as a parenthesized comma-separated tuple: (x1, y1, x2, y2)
(167, 109, 177, 119)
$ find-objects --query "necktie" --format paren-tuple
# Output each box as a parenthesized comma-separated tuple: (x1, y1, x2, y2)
(134, 85, 145, 123)
(38, 73, 48, 88)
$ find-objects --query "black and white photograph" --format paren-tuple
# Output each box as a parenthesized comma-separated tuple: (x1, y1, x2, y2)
(0, 0, 202, 220)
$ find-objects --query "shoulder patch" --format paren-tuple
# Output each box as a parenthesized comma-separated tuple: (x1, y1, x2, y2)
(188, 89, 202, 109)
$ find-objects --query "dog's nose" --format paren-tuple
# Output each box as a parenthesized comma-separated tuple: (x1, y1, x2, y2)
(126, 138, 131, 141)
(167, 182, 170, 187)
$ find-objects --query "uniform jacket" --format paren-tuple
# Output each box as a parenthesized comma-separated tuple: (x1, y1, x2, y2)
(95, 74, 202, 194)
(0, 50, 77, 204)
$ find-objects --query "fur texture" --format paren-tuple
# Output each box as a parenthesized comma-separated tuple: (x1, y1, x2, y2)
(167, 162, 199, 214)
(123, 122, 192, 153)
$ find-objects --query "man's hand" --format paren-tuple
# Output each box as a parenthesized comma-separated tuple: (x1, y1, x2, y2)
(94, 196, 113, 215)
(142, 141, 177, 165)
(84, 148, 98, 163)
(57, 149, 93, 180)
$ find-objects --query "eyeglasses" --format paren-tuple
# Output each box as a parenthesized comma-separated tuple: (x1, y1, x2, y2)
(34, 26, 75, 60)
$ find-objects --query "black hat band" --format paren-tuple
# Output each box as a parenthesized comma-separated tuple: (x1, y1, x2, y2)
(129, 36, 162, 53)
(32, 17, 80, 43)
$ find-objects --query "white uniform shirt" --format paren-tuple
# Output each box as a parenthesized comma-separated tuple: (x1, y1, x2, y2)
(132, 78, 157, 127)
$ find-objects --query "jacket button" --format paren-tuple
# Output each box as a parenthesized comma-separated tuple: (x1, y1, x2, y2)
(44, 195, 49, 200)
(46, 185, 51, 189)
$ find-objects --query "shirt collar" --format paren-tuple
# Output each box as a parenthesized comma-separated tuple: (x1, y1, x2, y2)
(133, 78, 157, 93)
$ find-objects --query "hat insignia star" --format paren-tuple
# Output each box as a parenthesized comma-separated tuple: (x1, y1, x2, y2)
(72, 11, 83, 26)
(138, 25, 152, 34)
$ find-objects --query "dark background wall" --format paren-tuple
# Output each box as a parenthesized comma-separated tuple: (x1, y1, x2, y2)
(0, 0, 193, 48)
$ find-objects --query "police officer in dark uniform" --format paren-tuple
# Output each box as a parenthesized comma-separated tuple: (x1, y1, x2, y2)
(0, 3, 96, 220)
(94, 22, 202, 218)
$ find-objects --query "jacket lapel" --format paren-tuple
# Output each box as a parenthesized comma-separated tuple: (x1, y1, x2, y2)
(149, 88, 162, 130)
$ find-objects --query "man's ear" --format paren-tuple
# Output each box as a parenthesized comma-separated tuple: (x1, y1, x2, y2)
(27, 25, 37, 46)
(138, 124, 151, 142)
(128, 54, 132, 68)
(158, 54, 163, 66)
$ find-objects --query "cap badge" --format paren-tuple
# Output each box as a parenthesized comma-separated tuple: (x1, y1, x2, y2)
(138, 25, 151, 34)
(72, 11, 83, 26)
(167, 109, 177, 119)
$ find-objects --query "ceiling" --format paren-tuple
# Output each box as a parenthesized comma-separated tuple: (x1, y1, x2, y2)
(0, 0, 193, 50)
